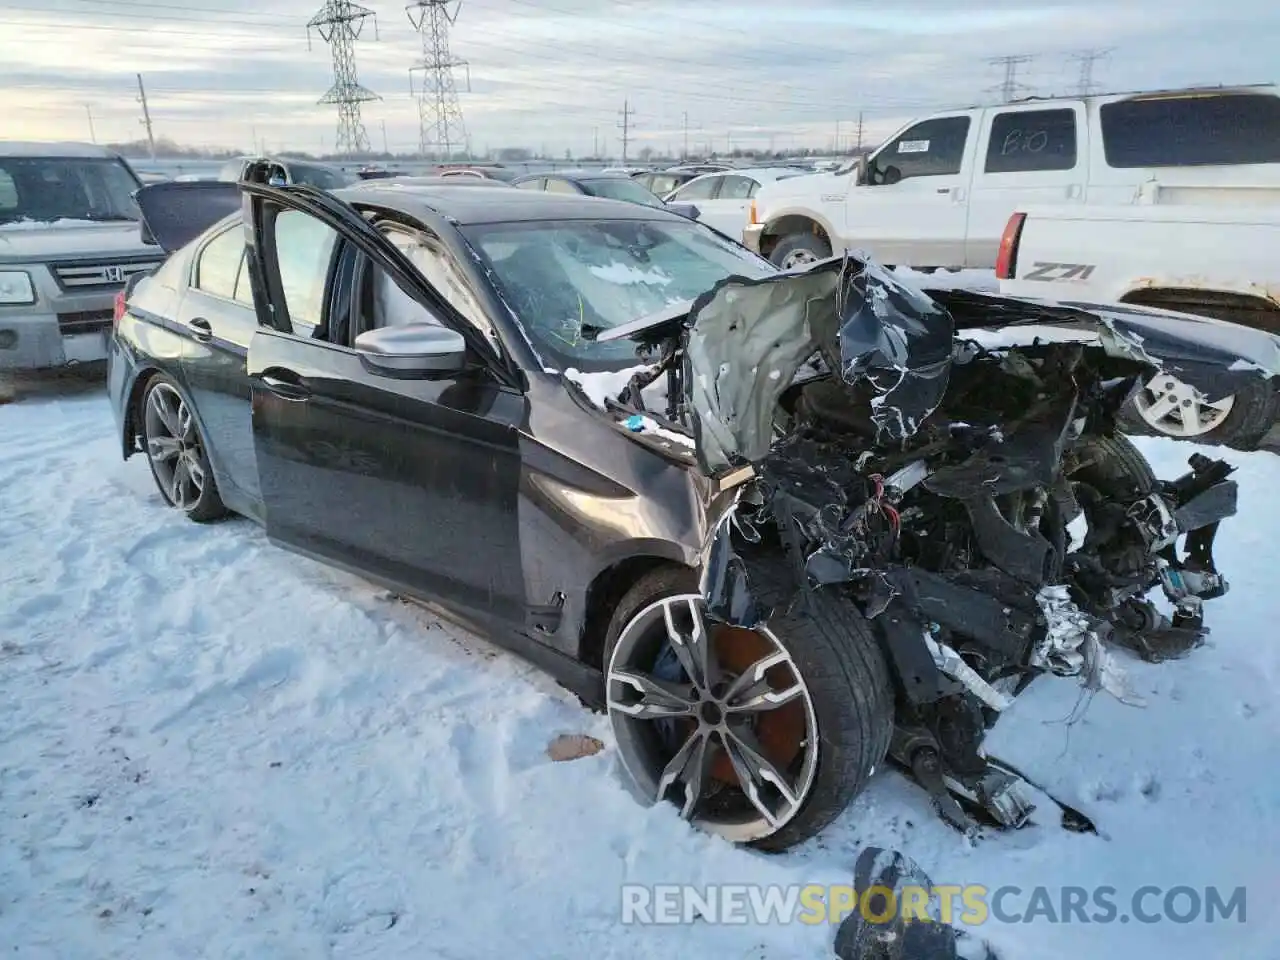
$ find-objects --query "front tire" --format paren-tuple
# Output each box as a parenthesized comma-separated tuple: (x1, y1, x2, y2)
(769, 232, 832, 270)
(140, 374, 227, 523)
(604, 566, 893, 852)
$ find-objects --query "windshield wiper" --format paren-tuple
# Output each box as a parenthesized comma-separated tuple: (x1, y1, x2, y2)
(82, 213, 137, 222)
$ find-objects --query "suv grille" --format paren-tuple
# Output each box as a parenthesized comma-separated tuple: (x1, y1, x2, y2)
(51, 258, 163, 292)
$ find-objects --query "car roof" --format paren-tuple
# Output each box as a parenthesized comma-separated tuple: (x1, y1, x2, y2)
(0, 140, 119, 159)
(334, 181, 686, 225)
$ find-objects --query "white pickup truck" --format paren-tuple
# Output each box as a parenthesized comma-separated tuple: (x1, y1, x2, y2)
(743, 84, 1280, 271)
(996, 202, 1280, 448)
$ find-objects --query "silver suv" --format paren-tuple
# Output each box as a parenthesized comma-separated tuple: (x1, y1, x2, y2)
(0, 142, 165, 370)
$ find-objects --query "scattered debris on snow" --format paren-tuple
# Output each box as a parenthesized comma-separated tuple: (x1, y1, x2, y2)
(546, 734, 606, 762)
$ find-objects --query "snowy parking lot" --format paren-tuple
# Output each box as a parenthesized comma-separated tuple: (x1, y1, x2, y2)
(2, 372, 1279, 960)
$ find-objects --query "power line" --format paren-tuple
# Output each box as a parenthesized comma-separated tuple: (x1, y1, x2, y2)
(1068, 48, 1114, 96)
(988, 54, 1036, 102)
(408, 0, 470, 159)
(306, 1, 380, 155)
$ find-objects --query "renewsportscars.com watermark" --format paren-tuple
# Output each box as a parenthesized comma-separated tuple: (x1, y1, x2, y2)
(620, 884, 1247, 926)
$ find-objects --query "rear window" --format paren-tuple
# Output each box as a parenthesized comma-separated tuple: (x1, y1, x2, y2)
(985, 108, 1078, 173)
(1100, 93, 1280, 168)
(0, 156, 140, 224)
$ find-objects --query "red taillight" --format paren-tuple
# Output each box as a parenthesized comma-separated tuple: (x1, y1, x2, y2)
(995, 212, 1026, 280)
(112, 290, 127, 332)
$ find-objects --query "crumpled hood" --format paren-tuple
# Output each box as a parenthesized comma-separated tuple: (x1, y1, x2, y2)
(0, 221, 154, 262)
(683, 256, 1280, 474)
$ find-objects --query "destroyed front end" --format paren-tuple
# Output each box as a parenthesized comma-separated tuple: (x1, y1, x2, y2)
(605, 255, 1276, 835)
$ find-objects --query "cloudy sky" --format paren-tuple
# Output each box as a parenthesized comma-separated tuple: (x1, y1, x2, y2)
(2, 0, 1278, 157)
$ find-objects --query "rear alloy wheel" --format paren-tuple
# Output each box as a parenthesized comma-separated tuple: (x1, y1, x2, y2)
(605, 567, 893, 851)
(141, 375, 226, 523)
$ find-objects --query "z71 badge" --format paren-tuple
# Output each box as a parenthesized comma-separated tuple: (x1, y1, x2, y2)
(1023, 261, 1097, 282)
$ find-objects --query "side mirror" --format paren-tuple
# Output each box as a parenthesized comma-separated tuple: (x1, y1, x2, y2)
(667, 202, 700, 220)
(354, 323, 467, 379)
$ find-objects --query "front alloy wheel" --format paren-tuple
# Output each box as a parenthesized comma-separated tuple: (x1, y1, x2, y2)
(604, 567, 893, 851)
(608, 594, 820, 843)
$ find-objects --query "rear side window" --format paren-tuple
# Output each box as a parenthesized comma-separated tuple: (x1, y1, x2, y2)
(1100, 93, 1280, 167)
(876, 116, 971, 181)
(985, 109, 1078, 173)
(718, 175, 756, 200)
(673, 176, 719, 200)
(194, 227, 244, 302)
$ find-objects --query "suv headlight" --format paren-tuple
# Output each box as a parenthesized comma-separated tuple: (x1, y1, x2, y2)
(0, 271, 36, 305)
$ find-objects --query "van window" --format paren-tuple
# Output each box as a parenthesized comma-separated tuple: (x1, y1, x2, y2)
(873, 117, 971, 182)
(1100, 93, 1280, 168)
(985, 109, 1078, 173)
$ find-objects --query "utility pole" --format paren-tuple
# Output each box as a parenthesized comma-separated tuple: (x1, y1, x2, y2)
(855, 111, 864, 152)
(592, 126, 599, 158)
(307, 1, 380, 157)
(135, 74, 156, 160)
(617, 99, 635, 163)
(835, 120, 841, 153)
(381, 118, 389, 154)
(682, 111, 689, 160)
(988, 54, 1035, 102)
(408, 0, 471, 160)
(84, 104, 97, 144)
(1068, 48, 1114, 96)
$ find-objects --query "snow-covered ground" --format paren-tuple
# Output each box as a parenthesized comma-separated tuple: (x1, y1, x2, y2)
(2, 372, 1277, 960)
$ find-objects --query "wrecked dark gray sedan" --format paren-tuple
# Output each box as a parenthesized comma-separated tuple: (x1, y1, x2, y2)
(110, 170, 1280, 851)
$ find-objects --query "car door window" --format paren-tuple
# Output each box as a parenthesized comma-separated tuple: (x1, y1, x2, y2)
(275, 209, 339, 335)
(381, 226, 496, 347)
(544, 178, 581, 195)
(193, 225, 244, 301)
(673, 176, 720, 201)
(515, 177, 544, 190)
(985, 109, 1078, 173)
(717, 175, 755, 200)
(873, 117, 971, 182)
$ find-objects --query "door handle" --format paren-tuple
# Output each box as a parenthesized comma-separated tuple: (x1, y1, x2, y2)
(260, 367, 310, 401)
(189, 317, 213, 342)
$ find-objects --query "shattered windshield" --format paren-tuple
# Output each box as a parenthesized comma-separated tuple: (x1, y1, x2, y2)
(0, 156, 140, 224)
(461, 218, 775, 369)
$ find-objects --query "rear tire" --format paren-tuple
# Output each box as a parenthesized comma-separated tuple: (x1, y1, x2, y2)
(140, 374, 227, 523)
(604, 565, 893, 852)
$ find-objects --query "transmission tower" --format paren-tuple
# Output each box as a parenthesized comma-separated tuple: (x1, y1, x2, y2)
(408, 1, 470, 159)
(1069, 48, 1114, 96)
(988, 54, 1035, 102)
(617, 99, 635, 163)
(307, 1, 380, 156)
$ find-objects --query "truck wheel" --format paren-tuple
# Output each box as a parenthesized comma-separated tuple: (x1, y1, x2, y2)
(769, 233, 832, 270)
(604, 566, 893, 852)
(1121, 373, 1279, 450)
